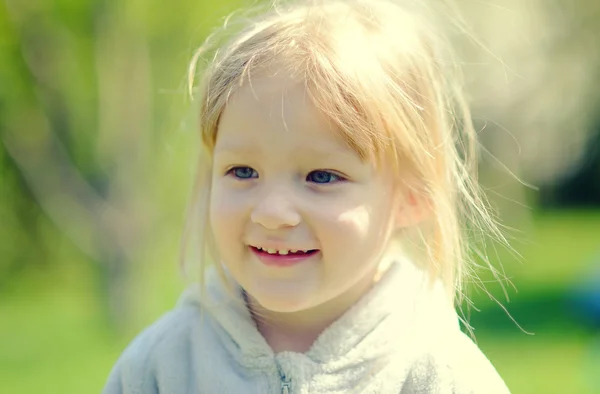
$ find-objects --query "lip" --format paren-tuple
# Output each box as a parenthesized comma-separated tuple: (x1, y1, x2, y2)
(249, 246, 319, 267)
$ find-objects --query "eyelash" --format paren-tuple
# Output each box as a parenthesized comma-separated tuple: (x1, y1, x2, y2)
(225, 166, 346, 184)
(225, 166, 258, 180)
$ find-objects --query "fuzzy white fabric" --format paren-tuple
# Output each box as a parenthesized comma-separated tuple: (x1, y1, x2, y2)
(103, 259, 510, 393)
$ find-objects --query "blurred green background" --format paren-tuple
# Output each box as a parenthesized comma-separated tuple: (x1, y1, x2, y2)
(1, 0, 600, 393)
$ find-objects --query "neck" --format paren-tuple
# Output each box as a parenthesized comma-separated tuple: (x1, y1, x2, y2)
(245, 259, 393, 354)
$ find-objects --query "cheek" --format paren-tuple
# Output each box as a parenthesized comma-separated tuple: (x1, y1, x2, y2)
(310, 194, 394, 254)
(337, 205, 371, 237)
(209, 184, 247, 245)
(311, 201, 372, 249)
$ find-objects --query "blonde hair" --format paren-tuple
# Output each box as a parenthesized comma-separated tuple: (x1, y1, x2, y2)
(183, 0, 509, 311)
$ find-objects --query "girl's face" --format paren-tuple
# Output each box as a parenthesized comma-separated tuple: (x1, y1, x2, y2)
(210, 72, 412, 313)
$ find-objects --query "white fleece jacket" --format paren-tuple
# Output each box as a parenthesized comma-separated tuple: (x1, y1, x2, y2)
(103, 259, 510, 394)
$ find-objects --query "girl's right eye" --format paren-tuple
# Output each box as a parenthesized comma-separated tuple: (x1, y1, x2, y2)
(226, 166, 258, 179)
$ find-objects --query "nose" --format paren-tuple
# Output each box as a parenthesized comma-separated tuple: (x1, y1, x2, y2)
(250, 187, 301, 230)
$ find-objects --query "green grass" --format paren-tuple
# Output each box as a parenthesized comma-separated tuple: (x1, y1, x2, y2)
(479, 332, 598, 394)
(1, 211, 599, 394)
(0, 289, 122, 393)
(508, 211, 600, 288)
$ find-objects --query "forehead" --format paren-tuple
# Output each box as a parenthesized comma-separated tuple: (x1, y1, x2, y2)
(215, 73, 358, 159)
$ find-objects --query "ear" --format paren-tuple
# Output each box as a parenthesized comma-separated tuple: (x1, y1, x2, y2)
(393, 189, 430, 228)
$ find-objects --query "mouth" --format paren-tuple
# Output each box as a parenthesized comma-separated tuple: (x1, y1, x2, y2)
(249, 245, 320, 267)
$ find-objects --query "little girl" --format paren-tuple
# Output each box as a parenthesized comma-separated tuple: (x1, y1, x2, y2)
(104, 0, 511, 392)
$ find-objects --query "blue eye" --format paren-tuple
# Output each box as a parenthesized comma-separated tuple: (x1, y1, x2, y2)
(307, 170, 343, 184)
(227, 166, 258, 179)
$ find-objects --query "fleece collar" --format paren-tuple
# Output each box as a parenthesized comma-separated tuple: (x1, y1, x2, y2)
(179, 258, 458, 373)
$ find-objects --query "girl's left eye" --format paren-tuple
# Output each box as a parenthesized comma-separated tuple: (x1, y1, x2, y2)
(306, 170, 344, 184)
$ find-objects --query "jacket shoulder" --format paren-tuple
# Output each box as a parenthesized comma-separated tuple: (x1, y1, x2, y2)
(102, 304, 201, 394)
(401, 331, 510, 394)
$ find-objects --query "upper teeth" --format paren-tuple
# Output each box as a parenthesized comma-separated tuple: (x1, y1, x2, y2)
(256, 246, 307, 255)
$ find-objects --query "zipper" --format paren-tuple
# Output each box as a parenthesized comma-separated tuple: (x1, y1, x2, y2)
(280, 374, 292, 394)
(277, 363, 292, 394)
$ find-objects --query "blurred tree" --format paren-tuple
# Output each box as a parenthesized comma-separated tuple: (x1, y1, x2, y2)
(0, 0, 245, 331)
(456, 0, 600, 212)
(0, 0, 151, 331)
(540, 126, 600, 208)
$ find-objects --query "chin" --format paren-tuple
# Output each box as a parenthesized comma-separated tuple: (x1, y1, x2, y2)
(251, 289, 316, 313)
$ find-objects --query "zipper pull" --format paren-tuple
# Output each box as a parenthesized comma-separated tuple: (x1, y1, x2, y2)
(277, 360, 292, 394)
(280, 376, 292, 394)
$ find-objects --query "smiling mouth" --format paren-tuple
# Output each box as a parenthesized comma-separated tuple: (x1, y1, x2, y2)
(249, 246, 320, 267)
(250, 246, 319, 256)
